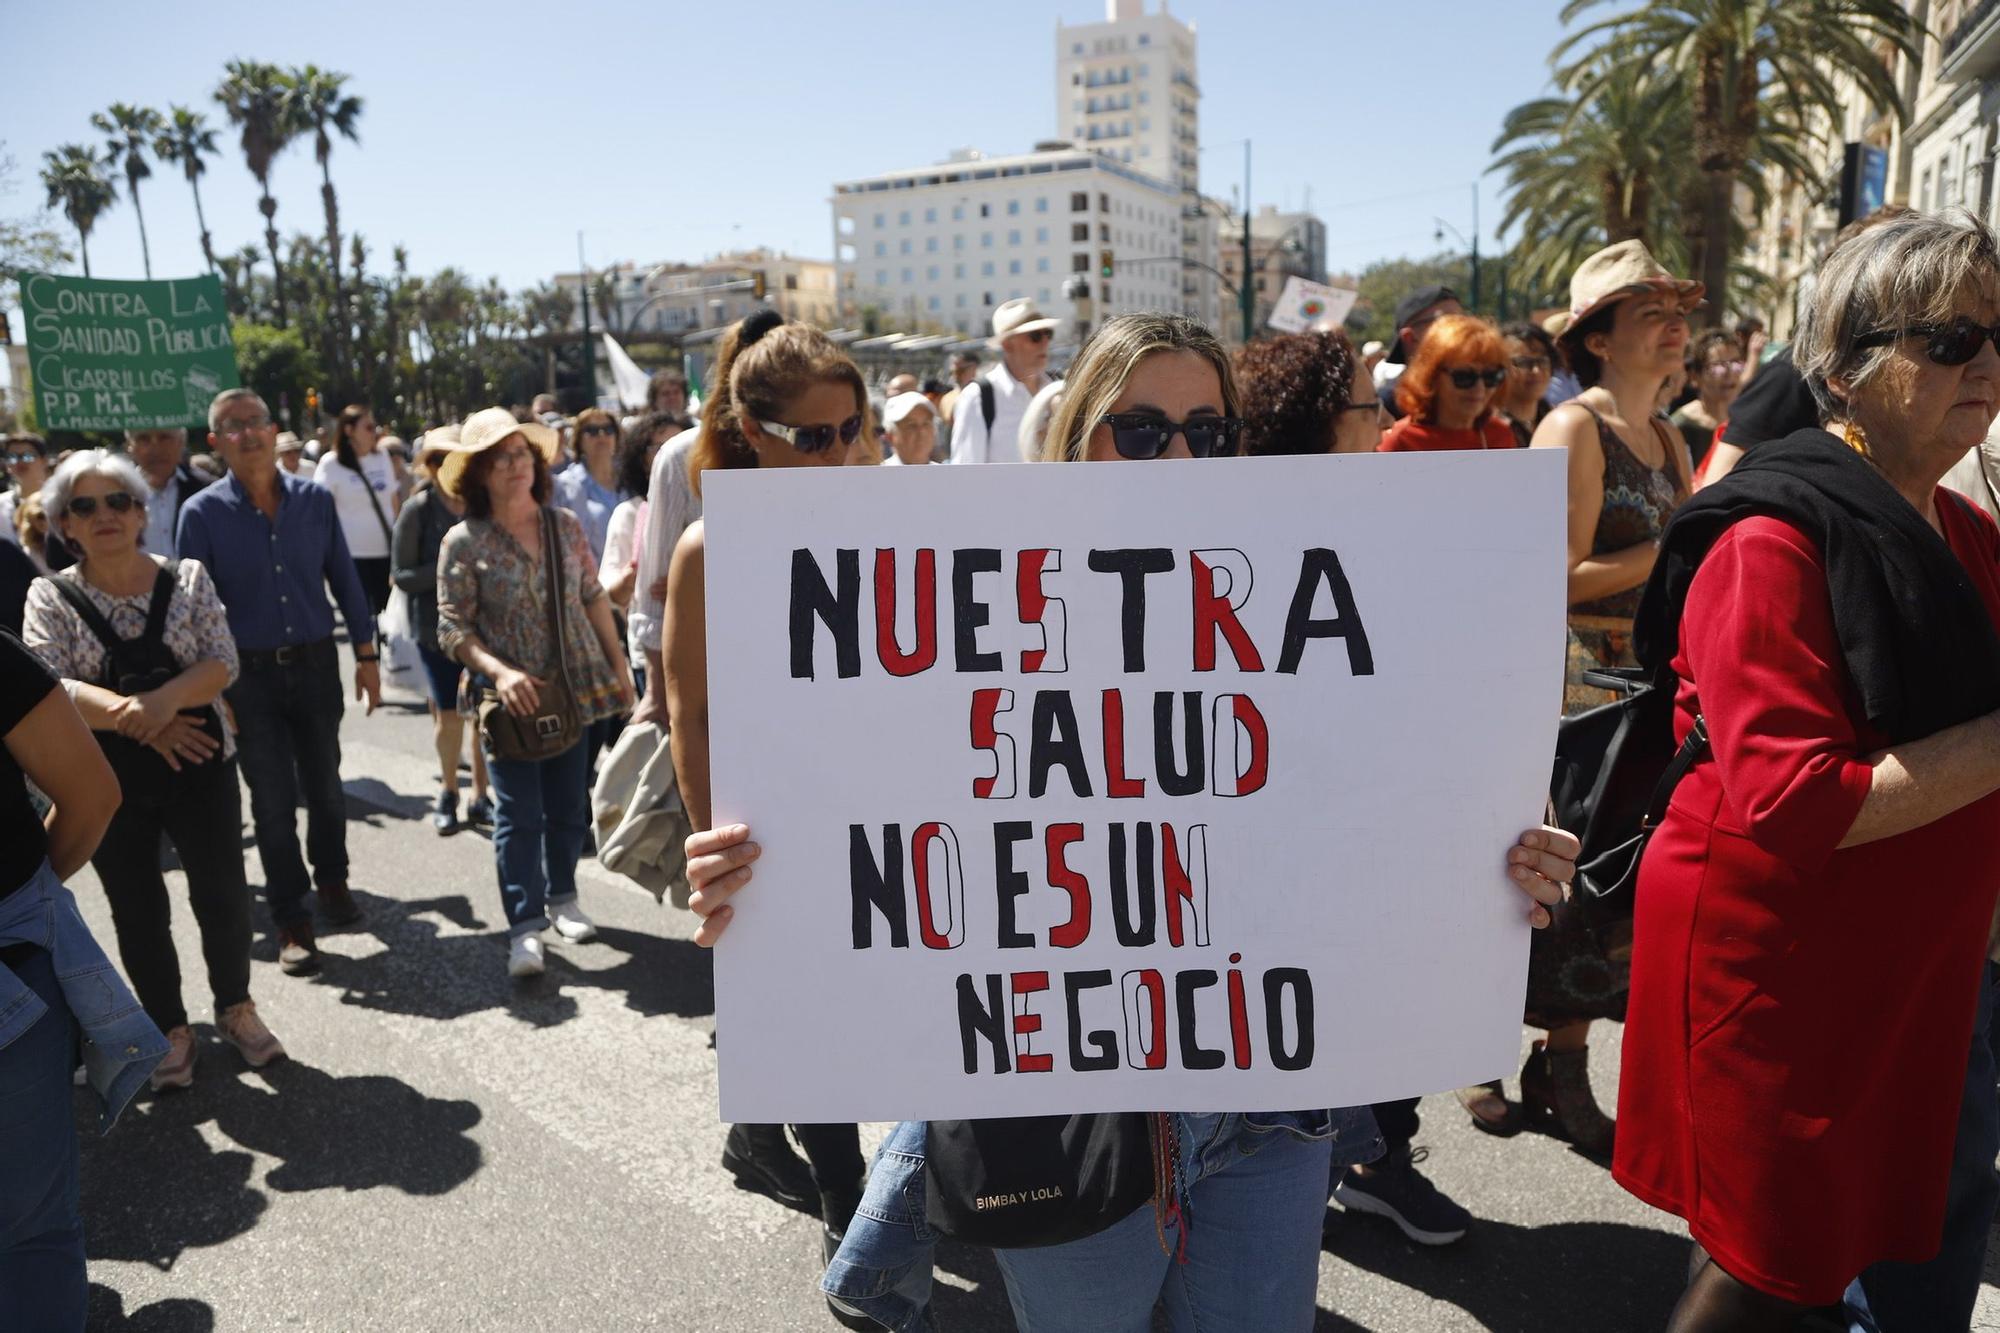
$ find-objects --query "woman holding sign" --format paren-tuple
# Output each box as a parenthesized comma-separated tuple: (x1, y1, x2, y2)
(683, 313, 1579, 1332)
(1620, 212, 2000, 1330)
(663, 311, 873, 1330)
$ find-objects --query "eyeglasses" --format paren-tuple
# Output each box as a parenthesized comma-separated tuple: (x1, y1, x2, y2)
(580, 423, 617, 438)
(487, 447, 536, 469)
(1510, 355, 1551, 374)
(216, 414, 273, 438)
(755, 413, 864, 454)
(1099, 413, 1242, 460)
(1855, 316, 2000, 367)
(5, 451, 40, 466)
(1447, 367, 1507, 390)
(1341, 400, 1382, 415)
(66, 491, 138, 518)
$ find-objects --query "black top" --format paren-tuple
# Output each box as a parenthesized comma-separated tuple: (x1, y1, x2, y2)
(1719, 348, 1818, 449)
(0, 630, 58, 900)
(1637, 428, 2000, 745)
(0, 541, 35, 636)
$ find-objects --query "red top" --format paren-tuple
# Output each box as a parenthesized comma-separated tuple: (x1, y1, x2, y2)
(1614, 497, 2000, 1303)
(1375, 415, 1517, 453)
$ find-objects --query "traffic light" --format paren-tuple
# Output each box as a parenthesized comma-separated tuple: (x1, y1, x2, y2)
(752, 270, 768, 301)
(305, 387, 319, 418)
(1099, 250, 1115, 281)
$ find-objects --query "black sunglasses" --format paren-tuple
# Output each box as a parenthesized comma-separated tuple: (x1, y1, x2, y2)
(1100, 413, 1242, 460)
(580, 423, 617, 437)
(1855, 316, 2000, 367)
(755, 413, 865, 454)
(1447, 367, 1507, 390)
(1023, 329, 1053, 344)
(67, 491, 138, 518)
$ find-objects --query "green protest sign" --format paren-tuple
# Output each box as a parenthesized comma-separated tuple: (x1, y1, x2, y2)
(19, 272, 239, 431)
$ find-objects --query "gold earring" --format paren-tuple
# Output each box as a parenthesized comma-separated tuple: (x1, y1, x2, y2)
(1843, 420, 1872, 458)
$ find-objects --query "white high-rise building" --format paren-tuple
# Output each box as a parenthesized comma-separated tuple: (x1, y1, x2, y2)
(1055, 0, 1200, 195)
(832, 146, 1187, 339)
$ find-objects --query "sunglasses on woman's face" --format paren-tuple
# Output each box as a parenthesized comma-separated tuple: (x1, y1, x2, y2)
(66, 491, 138, 518)
(755, 413, 865, 454)
(1855, 316, 2000, 367)
(580, 423, 617, 438)
(1511, 355, 1551, 374)
(6, 450, 40, 466)
(1447, 367, 1506, 390)
(1099, 413, 1242, 460)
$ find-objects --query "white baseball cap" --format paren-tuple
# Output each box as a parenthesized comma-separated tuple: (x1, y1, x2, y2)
(883, 392, 936, 428)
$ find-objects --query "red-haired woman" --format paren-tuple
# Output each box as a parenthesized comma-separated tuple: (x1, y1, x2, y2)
(1377, 315, 1518, 453)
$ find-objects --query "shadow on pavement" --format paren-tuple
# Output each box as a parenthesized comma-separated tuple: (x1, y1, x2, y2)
(79, 1053, 482, 1270)
(930, 1241, 1019, 1331)
(1319, 1211, 1689, 1331)
(313, 890, 714, 1029)
(86, 1285, 215, 1331)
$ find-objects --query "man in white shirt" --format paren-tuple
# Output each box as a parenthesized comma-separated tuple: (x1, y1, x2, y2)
(125, 426, 202, 558)
(949, 298, 1058, 465)
(881, 392, 938, 466)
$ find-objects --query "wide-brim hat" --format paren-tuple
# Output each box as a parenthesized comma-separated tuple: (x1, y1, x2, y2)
(416, 424, 463, 468)
(1565, 239, 1703, 332)
(437, 407, 559, 500)
(274, 430, 304, 454)
(991, 297, 1061, 345)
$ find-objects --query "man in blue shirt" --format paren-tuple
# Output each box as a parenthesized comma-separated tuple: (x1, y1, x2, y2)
(178, 389, 381, 977)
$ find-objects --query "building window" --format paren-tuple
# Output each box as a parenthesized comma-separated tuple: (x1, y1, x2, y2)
(982, 261, 996, 276)
(1036, 226, 1050, 242)
(953, 205, 965, 221)
(874, 242, 887, 257)
(980, 203, 991, 217)
(903, 268, 914, 283)
(954, 235, 965, 251)
(900, 239, 912, 254)
(927, 265, 940, 280)
(1007, 200, 1021, 215)
(1072, 191, 1089, 211)
(876, 270, 888, 285)
(928, 295, 941, 311)
(1073, 253, 1090, 272)
(1008, 229, 1021, 245)
(1010, 259, 1022, 275)
(982, 232, 994, 247)
(1073, 222, 1090, 241)
(1036, 197, 1049, 212)
(1100, 193, 1110, 212)
(873, 212, 885, 228)
(956, 293, 967, 307)
(1037, 257, 1051, 272)
(924, 207, 937, 223)
(926, 237, 939, 252)
(898, 210, 911, 225)
(955, 263, 966, 278)
(985, 292, 994, 305)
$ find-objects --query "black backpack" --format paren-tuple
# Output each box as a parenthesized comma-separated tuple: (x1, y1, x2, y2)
(47, 564, 221, 790)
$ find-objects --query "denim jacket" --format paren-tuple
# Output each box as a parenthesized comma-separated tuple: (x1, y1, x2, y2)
(0, 861, 166, 1129)
(823, 1106, 1381, 1332)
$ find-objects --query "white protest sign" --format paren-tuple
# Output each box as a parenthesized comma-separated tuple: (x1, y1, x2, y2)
(703, 451, 1566, 1124)
(1266, 277, 1359, 334)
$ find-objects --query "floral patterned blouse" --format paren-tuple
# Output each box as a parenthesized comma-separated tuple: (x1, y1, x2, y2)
(21, 557, 240, 757)
(435, 505, 625, 725)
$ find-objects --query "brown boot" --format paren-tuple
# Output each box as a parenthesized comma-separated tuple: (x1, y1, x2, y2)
(1519, 1041, 1615, 1157)
(316, 880, 363, 926)
(277, 922, 321, 976)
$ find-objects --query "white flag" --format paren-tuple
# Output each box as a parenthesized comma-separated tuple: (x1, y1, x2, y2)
(602, 331, 653, 412)
(1266, 277, 1359, 334)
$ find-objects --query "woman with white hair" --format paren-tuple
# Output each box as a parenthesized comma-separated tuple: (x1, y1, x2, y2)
(1618, 210, 2000, 1329)
(22, 450, 283, 1092)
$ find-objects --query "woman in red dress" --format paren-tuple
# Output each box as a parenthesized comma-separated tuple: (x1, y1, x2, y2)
(1618, 212, 2000, 1329)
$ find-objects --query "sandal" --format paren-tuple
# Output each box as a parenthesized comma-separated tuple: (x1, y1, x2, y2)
(1455, 1079, 1521, 1136)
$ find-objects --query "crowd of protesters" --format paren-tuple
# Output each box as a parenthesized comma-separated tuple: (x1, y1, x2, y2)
(7, 205, 2000, 1333)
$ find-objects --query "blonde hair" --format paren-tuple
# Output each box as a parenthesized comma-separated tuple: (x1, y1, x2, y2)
(1039, 313, 1238, 463)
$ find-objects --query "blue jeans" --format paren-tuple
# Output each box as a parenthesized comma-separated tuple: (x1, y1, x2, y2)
(992, 1113, 1334, 1333)
(227, 640, 347, 928)
(1854, 959, 2000, 1332)
(484, 737, 590, 937)
(0, 944, 85, 1332)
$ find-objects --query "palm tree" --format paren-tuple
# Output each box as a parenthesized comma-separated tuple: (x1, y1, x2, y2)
(89, 103, 164, 279)
(215, 59, 302, 326)
(154, 106, 222, 275)
(1555, 0, 1918, 322)
(286, 66, 363, 327)
(39, 145, 117, 278)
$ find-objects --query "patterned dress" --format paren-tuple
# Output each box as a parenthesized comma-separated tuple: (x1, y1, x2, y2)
(1563, 407, 1691, 714)
(1532, 405, 1691, 1028)
(435, 506, 625, 726)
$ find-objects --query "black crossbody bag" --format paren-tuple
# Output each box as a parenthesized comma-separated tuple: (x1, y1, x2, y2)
(924, 1112, 1158, 1249)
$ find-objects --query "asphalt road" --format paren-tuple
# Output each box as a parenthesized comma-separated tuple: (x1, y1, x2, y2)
(69, 654, 2000, 1332)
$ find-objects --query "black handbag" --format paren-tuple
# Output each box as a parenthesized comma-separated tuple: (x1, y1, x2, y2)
(48, 563, 223, 795)
(923, 1113, 1158, 1249)
(1550, 665, 1708, 924)
(477, 508, 583, 763)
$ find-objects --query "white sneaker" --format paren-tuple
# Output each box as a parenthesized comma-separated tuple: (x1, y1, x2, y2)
(549, 901, 598, 943)
(508, 934, 546, 978)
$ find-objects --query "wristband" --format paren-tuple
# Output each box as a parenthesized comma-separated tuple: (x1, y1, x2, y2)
(355, 651, 380, 663)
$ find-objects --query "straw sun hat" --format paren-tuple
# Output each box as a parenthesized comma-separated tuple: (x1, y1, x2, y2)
(436, 407, 559, 500)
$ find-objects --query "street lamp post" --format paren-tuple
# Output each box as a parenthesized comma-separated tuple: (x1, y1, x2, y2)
(576, 232, 593, 406)
(1240, 141, 1255, 344)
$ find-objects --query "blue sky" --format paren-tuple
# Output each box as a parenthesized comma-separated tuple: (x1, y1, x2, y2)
(5, 0, 1572, 316)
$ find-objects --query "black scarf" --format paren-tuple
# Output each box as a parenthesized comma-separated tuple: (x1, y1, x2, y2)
(1634, 428, 2000, 745)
